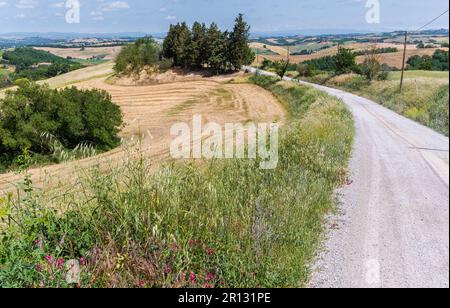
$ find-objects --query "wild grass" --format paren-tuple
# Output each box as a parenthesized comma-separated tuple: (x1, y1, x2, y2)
(0, 76, 354, 288)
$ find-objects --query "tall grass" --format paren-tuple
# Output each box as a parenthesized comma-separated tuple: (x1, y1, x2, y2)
(0, 76, 354, 288)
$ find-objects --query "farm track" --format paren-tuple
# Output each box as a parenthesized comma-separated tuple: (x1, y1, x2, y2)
(0, 73, 285, 194)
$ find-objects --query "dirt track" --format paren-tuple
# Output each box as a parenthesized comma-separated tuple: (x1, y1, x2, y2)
(0, 74, 285, 193)
(245, 66, 449, 288)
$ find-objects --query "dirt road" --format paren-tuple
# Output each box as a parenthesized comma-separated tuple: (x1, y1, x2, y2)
(246, 67, 449, 288)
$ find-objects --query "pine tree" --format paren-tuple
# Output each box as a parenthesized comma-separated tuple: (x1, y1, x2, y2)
(228, 14, 255, 70)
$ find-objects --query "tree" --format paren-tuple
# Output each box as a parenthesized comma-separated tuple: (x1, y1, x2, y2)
(334, 47, 357, 74)
(228, 14, 255, 70)
(175, 22, 192, 68)
(163, 24, 177, 63)
(274, 60, 290, 79)
(360, 45, 382, 81)
(188, 22, 208, 69)
(114, 37, 161, 76)
(297, 63, 312, 77)
(206, 23, 226, 74)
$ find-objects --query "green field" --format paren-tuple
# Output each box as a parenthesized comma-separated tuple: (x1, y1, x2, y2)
(289, 43, 333, 54)
(388, 70, 450, 81)
(251, 47, 278, 55)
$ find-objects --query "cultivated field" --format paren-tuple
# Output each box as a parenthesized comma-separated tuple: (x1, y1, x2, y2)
(252, 41, 448, 68)
(35, 46, 121, 60)
(0, 72, 285, 192)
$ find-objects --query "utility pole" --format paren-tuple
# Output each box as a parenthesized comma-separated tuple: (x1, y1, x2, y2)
(399, 31, 408, 92)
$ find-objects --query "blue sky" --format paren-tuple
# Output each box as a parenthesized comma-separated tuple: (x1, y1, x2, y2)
(0, 0, 448, 34)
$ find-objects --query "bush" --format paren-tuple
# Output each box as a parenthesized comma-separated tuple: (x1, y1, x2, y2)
(249, 73, 278, 88)
(0, 82, 123, 170)
(114, 37, 162, 77)
(297, 64, 312, 77)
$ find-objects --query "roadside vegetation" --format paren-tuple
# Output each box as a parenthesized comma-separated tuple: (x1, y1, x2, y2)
(0, 81, 123, 172)
(0, 74, 354, 288)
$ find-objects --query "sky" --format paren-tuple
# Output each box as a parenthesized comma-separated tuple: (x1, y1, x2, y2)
(0, 0, 448, 35)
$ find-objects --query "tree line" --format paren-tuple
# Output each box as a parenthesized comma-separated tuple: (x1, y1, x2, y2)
(162, 14, 255, 73)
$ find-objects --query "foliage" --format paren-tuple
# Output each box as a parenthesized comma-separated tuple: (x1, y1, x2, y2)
(334, 47, 357, 74)
(114, 37, 162, 77)
(353, 47, 398, 56)
(274, 60, 290, 79)
(407, 50, 449, 71)
(0, 81, 123, 171)
(2, 48, 83, 82)
(2, 48, 74, 67)
(162, 15, 254, 72)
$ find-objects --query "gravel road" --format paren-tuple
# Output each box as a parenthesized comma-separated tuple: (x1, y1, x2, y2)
(244, 67, 449, 288)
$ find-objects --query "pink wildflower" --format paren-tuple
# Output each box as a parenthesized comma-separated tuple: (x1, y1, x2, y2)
(79, 257, 87, 266)
(45, 255, 54, 265)
(56, 258, 64, 270)
(189, 272, 196, 284)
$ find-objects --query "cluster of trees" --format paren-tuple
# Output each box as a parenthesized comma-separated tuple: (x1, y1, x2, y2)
(299, 47, 359, 75)
(2, 48, 71, 67)
(407, 50, 449, 71)
(114, 37, 172, 76)
(162, 14, 255, 73)
(0, 81, 123, 171)
(0, 48, 83, 85)
(353, 47, 398, 56)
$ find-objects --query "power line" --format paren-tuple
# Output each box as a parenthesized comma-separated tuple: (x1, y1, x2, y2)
(415, 9, 449, 32)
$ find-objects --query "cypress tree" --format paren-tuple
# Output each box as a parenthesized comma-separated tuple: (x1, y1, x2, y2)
(228, 14, 255, 70)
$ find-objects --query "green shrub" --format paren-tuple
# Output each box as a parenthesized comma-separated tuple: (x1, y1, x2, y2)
(0, 82, 123, 170)
(114, 37, 162, 76)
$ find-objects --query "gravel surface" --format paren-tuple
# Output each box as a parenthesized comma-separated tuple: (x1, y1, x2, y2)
(245, 67, 449, 288)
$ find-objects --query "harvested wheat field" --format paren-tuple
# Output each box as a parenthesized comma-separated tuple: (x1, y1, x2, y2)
(35, 46, 121, 60)
(0, 72, 285, 193)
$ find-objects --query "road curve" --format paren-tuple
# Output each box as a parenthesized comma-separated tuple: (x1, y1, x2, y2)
(245, 67, 449, 288)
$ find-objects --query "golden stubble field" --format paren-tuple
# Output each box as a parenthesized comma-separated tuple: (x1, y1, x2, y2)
(0, 67, 285, 193)
(35, 46, 121, 60)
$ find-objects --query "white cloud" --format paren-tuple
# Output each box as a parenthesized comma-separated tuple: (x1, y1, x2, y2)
(101, 1, 130, 12)
(166, 15, 177, 20)
(15, 0, 38, 9)
(49, 1, 64, 8)
(90, 11, 105, 21)
(15, 13, 26, 18)
(0, 1, 9, 8)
